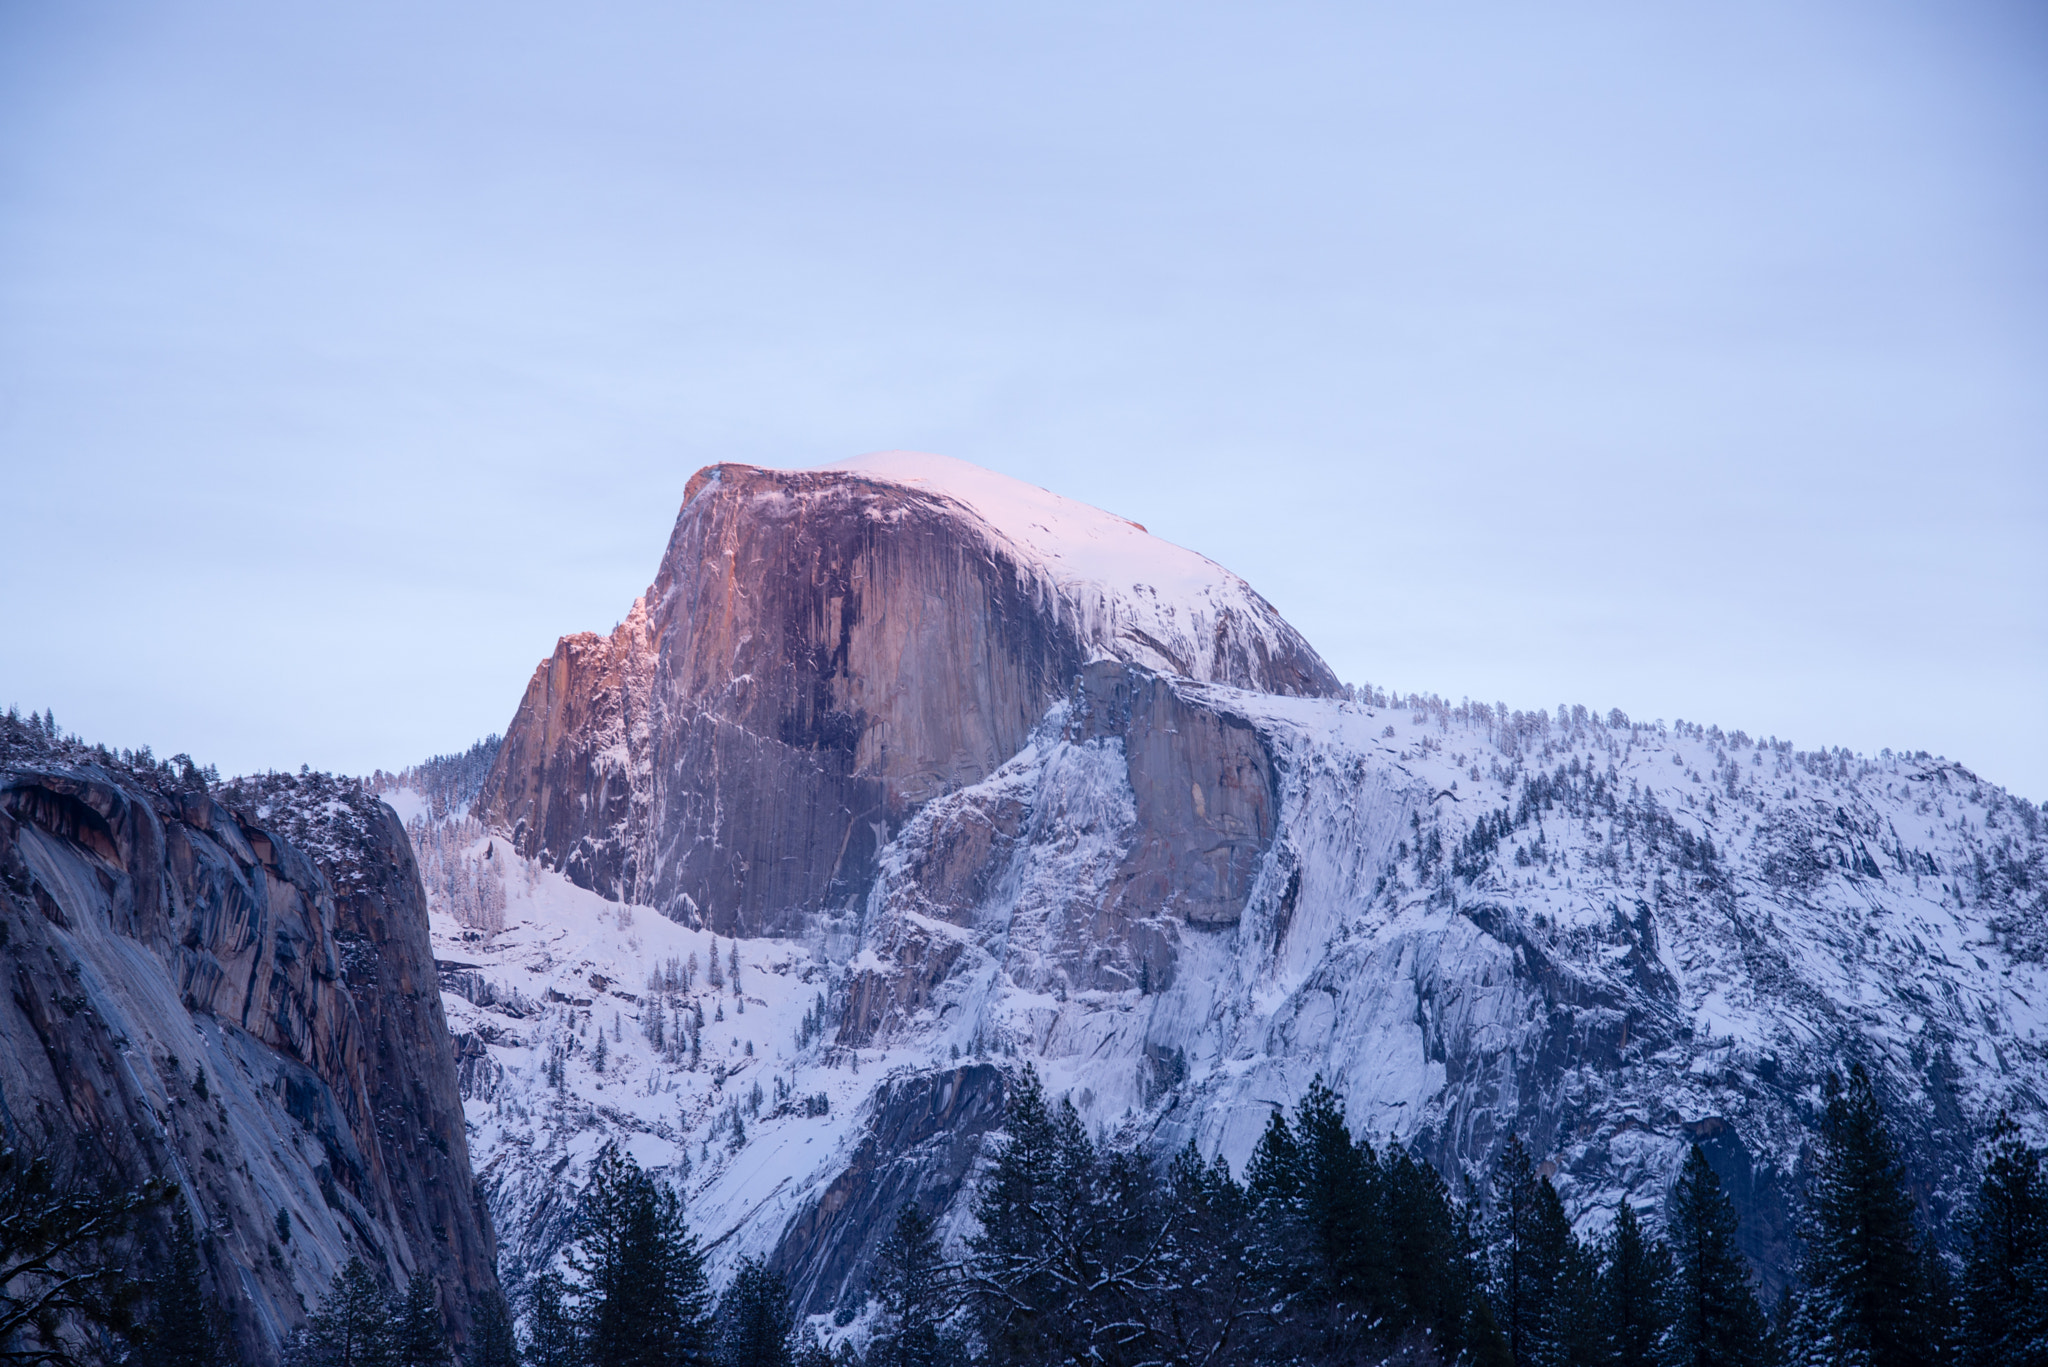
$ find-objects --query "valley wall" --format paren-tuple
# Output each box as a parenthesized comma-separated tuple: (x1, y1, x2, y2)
(0, 721, 498, 1363)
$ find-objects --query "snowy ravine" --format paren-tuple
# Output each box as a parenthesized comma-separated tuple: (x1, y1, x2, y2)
(394, 793, 890, 1321)
(410, 674, 2046, 1320)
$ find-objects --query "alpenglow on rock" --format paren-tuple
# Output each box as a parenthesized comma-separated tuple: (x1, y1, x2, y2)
(475, 452, 1341, 936)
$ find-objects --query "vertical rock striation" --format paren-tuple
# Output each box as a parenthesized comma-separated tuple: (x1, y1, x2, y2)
(477, 455, 1339, 935)
(0, 720, 497, 1363)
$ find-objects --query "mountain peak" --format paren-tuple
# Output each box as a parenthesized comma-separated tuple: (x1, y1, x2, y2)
(680, 453, 1334, 693)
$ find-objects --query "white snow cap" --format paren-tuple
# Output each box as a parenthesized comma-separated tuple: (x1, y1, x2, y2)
(823, 450, 1322, 689)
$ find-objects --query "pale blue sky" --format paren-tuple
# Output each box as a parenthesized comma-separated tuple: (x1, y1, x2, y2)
(3, 2, 2044, 796)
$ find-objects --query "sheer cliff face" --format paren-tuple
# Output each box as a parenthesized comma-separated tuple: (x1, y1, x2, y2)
(481, 598, 656, 902)
(478, 455, 1339, 935)
(0, 726, 496, 1364)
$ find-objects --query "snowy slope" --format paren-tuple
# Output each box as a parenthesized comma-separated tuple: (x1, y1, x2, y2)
(436, 680, 2047, 1315)
(415, 819, 910, 1309)
(843, 683, 2046, 1286)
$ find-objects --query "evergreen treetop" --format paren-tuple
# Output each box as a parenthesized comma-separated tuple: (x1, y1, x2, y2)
(567, 1143, 713, 1367)
(1597, 1199, 1671, 1367)
(393, 1274, 451, 1367)
(716, 1258, 794, 1367)
(1664, 1145, 1767, 1367)
(870, 1204, 954, 1367)
(285, 1256, 397, 1367)
(149, 1204, 224, 1367)
(523, 1272, 578, 1367)
(1958, 1113, 2048, 1367)
(1791, 1065, 1938, 1367)
(467, 1292, 522, 1367)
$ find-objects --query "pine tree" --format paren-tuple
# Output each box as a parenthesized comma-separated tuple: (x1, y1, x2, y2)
(1154, 1143, 1262, 1367)
(1526, 1177, 1596, 1366)
(1598, 1199, 1671, 1367)
(1244, 1079, 1388, 1359)
(1958, 1113, 2048, 1367)
(568, 1143, 714, 1367)
(286, 1256, 397, 1367)
(0, 1146, 170, 1362)
(966, 1070, 1093, 1366)
(716, 1258, 794, 1367)
(1384, 1147, 1482, 1352)
(1921, 1233, 1963, 1365)
(871, 1205, 952, 1367)
(1664, 1146, 1766, 1367)
(393, 1275, 451, 1367)
(523, 1273, 577, 1367)
(151, 1205, 223, 1367)
(966, 1068, 1166, 1367)
(1236, 1080, 1503, 1362)
(1791, 1066, 1936, 1367)
(1489, 1136, 1546, 1366)
(468, 1293, 521, 1367)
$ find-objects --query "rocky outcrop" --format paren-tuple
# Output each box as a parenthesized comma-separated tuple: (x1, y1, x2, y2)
(840, 663, 1282, 1047)
(1063, 662, 1278, 932)
(478, 455, 1339, 936)
(0, 720, 497, 1363)
(766, 1065, 1007, 1317)
(479, 599, 655, 900)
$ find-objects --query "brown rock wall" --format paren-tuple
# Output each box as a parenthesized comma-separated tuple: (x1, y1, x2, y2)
(478, 461, 1336, 937)
(1067, 662, 1278, 930)
(481, 598, 655, 903)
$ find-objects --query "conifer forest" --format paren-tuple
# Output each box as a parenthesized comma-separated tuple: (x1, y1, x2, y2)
(243, 1056, 2041, 1367)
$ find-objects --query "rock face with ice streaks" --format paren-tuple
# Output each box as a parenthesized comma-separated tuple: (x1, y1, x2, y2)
(0, 725, 497, 1364)
(476, 454, 1339, 936)
(820, 681, 2048, 1298)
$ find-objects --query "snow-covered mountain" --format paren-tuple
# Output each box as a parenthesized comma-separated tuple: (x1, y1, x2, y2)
(440, 454, 2046, 1321)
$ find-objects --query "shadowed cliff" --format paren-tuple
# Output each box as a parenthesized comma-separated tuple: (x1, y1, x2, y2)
(0, 717, 497, 1363)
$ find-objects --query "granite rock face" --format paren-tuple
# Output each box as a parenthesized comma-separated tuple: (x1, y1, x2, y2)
(765, 1064, 1008, 1317)
(480, 598, 656, 902)
(477, 455, 1338, 936)
(0, 722, 496, 1363)
(840, 662, 1281, 1050)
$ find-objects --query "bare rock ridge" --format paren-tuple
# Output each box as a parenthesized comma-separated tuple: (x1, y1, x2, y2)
(476, 454, 1339, 935)
(0, 722, 497, 1363)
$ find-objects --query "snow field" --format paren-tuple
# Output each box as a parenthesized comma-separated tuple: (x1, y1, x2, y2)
(417, 817, 909, 1289)
(413, 677, 2048, 1298)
